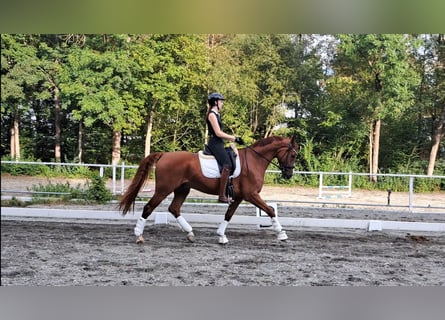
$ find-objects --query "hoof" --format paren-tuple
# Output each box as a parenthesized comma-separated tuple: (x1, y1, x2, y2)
(218, 235, 228, 244)
(277, 231, 288, 241)
(136, 235, 145, 244)
(186, 232, 195, 243)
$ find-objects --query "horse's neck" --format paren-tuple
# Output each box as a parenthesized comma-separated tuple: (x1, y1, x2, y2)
(242, 143, 280, 170)
(253, 142, 282, 159)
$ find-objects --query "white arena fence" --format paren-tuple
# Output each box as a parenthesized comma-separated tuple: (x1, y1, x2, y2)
(2, 160, 445, 213)
(2, 161, 445, 233)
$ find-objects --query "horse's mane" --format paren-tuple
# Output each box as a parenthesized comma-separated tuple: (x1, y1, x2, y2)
(250, 136, 284, 148)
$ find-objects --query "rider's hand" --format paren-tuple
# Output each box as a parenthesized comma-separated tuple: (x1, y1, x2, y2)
(234, 137, 245, 145)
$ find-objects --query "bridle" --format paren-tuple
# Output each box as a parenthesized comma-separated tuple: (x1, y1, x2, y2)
(244, 142, 297, 176)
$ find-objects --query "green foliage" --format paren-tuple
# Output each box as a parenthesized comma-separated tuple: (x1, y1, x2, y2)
(27, 176, 113, 203)
(1, 162, 45, 176)
(83, 176, 113, 203)
(28, 181, 85, 201)
(1, 196, 28, 207)
(1, 157, 94, 178)
(1, 34, 444, 181)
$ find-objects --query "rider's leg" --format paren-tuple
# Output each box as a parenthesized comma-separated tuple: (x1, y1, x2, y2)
(218, 165, 232, 203)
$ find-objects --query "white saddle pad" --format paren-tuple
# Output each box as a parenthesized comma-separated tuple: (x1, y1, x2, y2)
(198, 151, 241, 179)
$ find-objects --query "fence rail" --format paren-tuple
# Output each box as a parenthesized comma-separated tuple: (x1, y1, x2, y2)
(2, 160, 444, 212)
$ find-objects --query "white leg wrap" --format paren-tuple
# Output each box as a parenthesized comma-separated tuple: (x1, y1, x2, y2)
(217, 220, 229, 236)
(176, 216, 192, 233)
(271, 217, 282, 233)
(134, 217, 147, 237)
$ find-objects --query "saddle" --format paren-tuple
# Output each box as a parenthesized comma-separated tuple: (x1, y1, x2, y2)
(198, 145, 241, 179)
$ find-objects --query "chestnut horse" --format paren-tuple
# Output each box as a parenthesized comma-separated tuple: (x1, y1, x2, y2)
(119, 135, 298, 244)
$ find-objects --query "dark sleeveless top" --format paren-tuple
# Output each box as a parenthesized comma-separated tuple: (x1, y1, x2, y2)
(206, 110, 222, 140)
(205, 110, 232, 169)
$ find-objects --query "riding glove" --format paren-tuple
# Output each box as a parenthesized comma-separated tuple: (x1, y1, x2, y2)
(234, 137, 245, 145)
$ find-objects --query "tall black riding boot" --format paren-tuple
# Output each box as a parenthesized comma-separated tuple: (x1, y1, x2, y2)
(218, 167, 232, 203)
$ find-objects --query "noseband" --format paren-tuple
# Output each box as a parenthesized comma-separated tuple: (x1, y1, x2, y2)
(278, 143, 297, 172)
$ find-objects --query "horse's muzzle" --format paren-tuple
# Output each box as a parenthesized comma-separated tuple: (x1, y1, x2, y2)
(281, 167, 294, 180)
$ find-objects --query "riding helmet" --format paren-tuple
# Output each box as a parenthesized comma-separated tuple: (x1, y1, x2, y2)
(208, 92, 225, 106)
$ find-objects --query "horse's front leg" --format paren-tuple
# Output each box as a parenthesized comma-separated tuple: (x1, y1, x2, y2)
(216, 199, 241, 244)
(246, 193, 288, 241)
(169, 184, 195, 242)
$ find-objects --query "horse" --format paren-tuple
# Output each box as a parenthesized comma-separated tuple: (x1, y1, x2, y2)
(119, 135, 298, 244)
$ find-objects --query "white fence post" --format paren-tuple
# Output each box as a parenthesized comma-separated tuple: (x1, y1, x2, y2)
(348, 172, 353, 197)
(409, 176, 414, 213)
(112, 163, 116, 195)
(121, 163, 125, 195)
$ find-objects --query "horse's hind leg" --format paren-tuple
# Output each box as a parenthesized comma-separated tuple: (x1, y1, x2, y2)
(134, 192, 169, 244)
(168, 184, 195, 242)
(216, 199, 241, 244)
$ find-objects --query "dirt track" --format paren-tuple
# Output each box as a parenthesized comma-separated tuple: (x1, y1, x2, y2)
(1, 217, 445, 286)
(1, 174, 445, 286)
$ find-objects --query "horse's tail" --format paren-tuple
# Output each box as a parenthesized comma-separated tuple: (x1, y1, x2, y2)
(119, 152, 164, 215)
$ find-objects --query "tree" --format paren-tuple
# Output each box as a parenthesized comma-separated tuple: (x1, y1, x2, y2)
(1, 34, 42, 160)
(425, 34, 445, 176)
(227, 34, 293, 139)
(35, 35, 68, 163)
(334, 34, 420, 181)
(62, 35, 142, 164)
(282, 34, 327, 142)
(129, 34, 209, 156)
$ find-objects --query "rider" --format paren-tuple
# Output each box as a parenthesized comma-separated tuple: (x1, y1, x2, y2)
(205, 92, 244, 203)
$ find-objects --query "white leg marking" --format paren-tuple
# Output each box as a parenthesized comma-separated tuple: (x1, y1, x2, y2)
(217, 220, 229, 236)
(134, 217, 147, 237)
(217, 220, 229, 244)
(271, 217, 287, 241)
(277, 231, 288, 241)
(176, 216, 193, 233)
(218, 235, 228, 244)
(271, 217, 282, 233)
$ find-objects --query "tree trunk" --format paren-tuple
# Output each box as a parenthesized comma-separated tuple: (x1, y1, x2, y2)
(370, 119, 381, 182)
(368, 122, 373, 181)
(111, 130, 121, 165)
(145, 102, 157, 157)
(10, 108, 20, 160)
(250, 102, 259, 134)
(173, 108, 179, 149)
(145, 109, 154, 157)
(77, 121, 83, 163)
(54, 86, 62, 162)
(426, 103, 445, 176)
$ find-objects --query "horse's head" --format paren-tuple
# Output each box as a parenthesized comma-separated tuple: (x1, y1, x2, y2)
(276, 136, 298, 179)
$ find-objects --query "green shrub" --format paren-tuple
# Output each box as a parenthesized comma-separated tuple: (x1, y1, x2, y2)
(84, 176, 113, 203)
(1, 197, 28, 207)
(28, 181, 85, 201)
(28, 176, 113, 203)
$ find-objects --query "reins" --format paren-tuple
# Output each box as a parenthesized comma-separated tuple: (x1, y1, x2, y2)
(243, 143, 296, 175)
